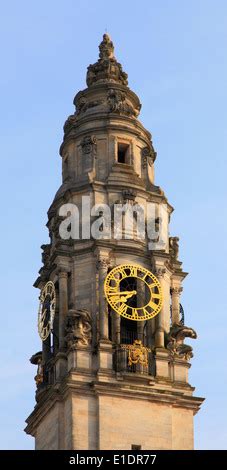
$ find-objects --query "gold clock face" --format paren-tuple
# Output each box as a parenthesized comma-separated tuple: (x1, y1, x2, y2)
(104, 264, 162, 321)
(38, 281, 56, 341)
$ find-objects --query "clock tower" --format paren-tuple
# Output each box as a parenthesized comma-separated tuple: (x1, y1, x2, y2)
(25, 34, 204, 450)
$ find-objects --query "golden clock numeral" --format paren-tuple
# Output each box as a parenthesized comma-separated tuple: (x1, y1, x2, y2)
(129, 267, 137, 277)
(131, 308, 139, 320)
(148, 300, 160, 310)
(141, 307, 148, 317)
(107, 286, 118, 293)
(118, 267, 127, 278)
(152, 293, 161, 299)
(118, 303, 128, 315)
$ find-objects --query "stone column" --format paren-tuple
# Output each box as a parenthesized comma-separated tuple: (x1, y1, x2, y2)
(137, 277, 145, 341)
(42, 337, 51, 364)
(155, 268, 166, 348)
(53, 290, 59, 354)
(98, 259, 109, 340)
(112, 272, 121, 344)
(115, 314, 121, 344)
(171, 286, 183, 324)
(58, 270, 68, 350)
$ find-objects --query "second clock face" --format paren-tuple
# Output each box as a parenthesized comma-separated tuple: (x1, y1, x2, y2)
(104, 264, 163, 321)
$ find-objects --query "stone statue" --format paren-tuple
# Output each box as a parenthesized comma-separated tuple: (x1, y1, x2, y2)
(30, 352, 43, 386)
(65, 309, 92, 348)
(86, 34, 128, 87)
(99, 33, 115, 59)
(169, 236, 179, 261)
(166, 323, 197, 361)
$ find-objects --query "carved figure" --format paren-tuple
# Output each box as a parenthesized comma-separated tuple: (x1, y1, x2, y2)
(166, 323, 197, 360)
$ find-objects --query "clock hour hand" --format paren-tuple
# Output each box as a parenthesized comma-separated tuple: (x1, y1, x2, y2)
(109, 290, 137, 303)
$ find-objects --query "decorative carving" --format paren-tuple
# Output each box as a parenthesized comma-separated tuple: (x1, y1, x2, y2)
(96, 258, 109, 271)
(107, 89, 139, 117)
(122, 189, 136, 203)
(81, 135, 97, 155)
(142, 155, 148, 169)
(75, 95, 103, 115)
(99, 33, 115, 59)
(65, 309, 92, 348)
(41, 244, 51, 266)
(121, 340, 151, 367)
(166, 323, 197, 361)
(154, 267, 166, 278)
(30, 352, 43, 386)
(141, 145, 157, 167)
(169, 237, 179, 261)
(63, 114, 77, 134)
(86, 34, 128, 87)
(170, 286, 183, 295)
(76, 95, 87, 113)
(52, 214, 64, 240)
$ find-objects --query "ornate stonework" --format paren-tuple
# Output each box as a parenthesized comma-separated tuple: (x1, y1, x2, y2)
(80, 135, 97, 155)
(169, 236, 179, 261)
(86, 34, 128, 87)
(166, 323, 197, 360)
(63, 114, 77, 135)
(30, 352, 43, 386)
(65, 309, 92, 348)
(76, 95, 103, 115)
(141, 145, 157, 167)
(107, 89, 140, 117)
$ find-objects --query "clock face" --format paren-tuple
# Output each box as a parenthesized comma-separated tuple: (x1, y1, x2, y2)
(38, 281, 56, 341)
(104, 264, 162, 321)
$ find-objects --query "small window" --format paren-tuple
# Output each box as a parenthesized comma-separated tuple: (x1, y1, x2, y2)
(117, 143, 129, 164)
(131, 445, 141, 450)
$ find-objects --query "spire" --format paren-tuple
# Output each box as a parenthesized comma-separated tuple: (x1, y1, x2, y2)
(86, 33, 128, 87)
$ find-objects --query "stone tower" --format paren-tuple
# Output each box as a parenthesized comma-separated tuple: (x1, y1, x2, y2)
(25, 34, 203, 450)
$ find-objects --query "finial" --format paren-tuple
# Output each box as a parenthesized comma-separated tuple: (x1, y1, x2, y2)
(86, 33, 128, 87)
(99, 33, 115, 60)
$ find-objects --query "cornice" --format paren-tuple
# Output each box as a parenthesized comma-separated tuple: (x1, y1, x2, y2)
(25, 376, 204, 434)
(60, 115, 151, 156)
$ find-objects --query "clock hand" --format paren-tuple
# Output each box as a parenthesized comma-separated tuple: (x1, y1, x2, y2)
(109, 290, 137, 303)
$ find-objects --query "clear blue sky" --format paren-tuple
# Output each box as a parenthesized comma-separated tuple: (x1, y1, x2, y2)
(0, 0, 226, 450)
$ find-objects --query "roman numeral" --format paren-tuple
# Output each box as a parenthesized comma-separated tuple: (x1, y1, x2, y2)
(117, 303, 128, 315)
(131, 308, 139, 319)
(148, 300, 160, 311)
(151, 293, 161, 299)
(107, 286, 118, 293)
(128, 266, 138, 277)
(118, 267, 127, 278)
